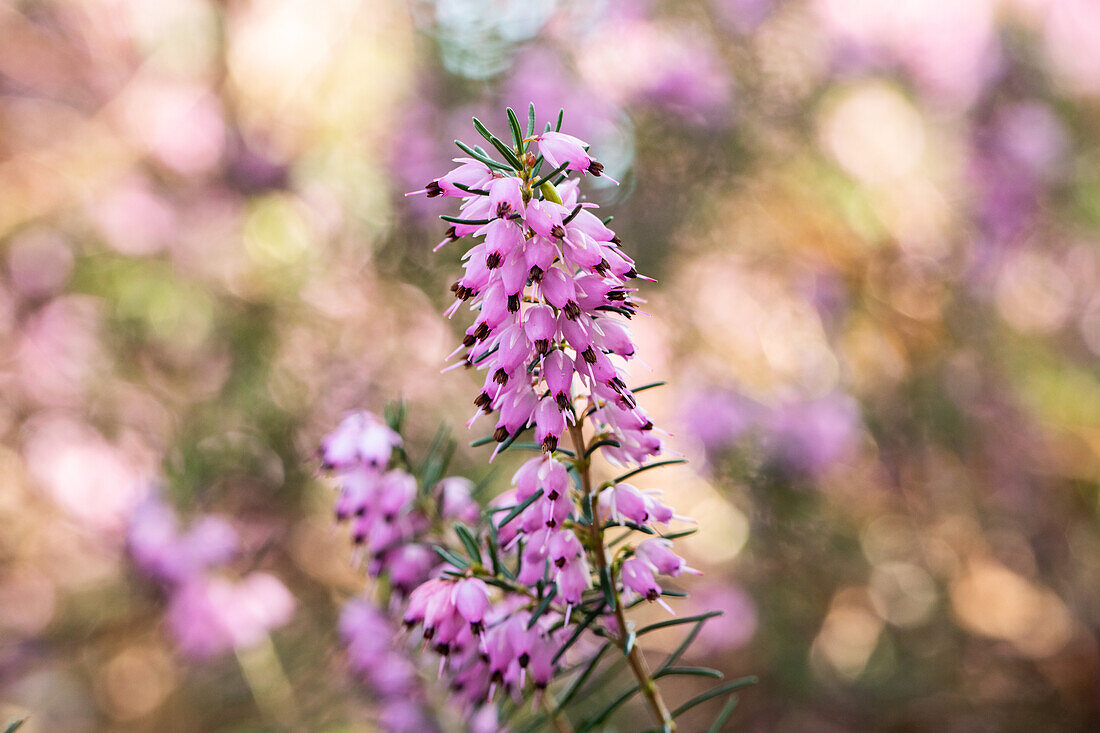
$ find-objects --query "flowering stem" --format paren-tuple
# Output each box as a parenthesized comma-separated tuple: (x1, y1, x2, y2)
(567, 422, 676, 732)
(235, 633, 299, 730)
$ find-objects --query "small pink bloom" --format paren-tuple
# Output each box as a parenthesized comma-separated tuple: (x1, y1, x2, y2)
(534, 397, 566, 452)
(452, 578, 491, 629)
(524, 198, 565, 239)
(524, 305, 558, 350)
(599, 483, 650, 525)
(489, 175, 524, 216)
(635, 538, 699, 577)
(438, 477, 480, 523)
(320, 412, 402, 471)
(539, 267, 577, 312)
(620, 556, 662, 602)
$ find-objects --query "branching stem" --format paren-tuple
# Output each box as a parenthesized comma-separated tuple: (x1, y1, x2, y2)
(568, 421, 675, 731)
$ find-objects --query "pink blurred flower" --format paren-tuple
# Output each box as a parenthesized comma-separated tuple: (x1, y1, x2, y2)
(578, 20, 732, 124)
(166, 572, 294, 660)
(91, 176, 178, 255)
(120, 81, 225, 176)
(23, 415, 151, 533)
(816, 0, 999, 106)
(6, 230, 73, 298)
(765, 394, 862, 477)
(692, 585, 758, 651)
(1039, 0, 1100, 97)
(679, 387, 761, 455)
(127, 495, 238, 585)
(15, 296, 107, 406)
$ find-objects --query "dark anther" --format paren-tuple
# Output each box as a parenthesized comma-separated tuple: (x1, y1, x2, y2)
(529, 265, 544, 282)
(624, 267, 638, 279)
(551, 224, 566, 239)
(474, 392, 492, 409)
(474, 323, 490, 341)
(486, 252, 502, 269)
(554, 557, 566, 569)
(555, 393, 571, 410)
(493, 369, 509, 385)
(494, 427, 510, 442)
(581, 347, 598, 364)
(496, 202, 511, 218)
(588, 161, 605, 176)
(462, 333, 477, 347)
(542, 435, 558, 452)
(425, 181, 443, 197)
(564, 301, 581, 319)
(646, 589, 661, 601)
(518, 653, 530, 668)
(594, 259, 609, 275)
(535, 338, 550, 355)
(641, 420, 654, 431)
(507, 294, 521, 312)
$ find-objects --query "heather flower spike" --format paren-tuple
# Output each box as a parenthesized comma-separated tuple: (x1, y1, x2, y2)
(326, 106, 749, 732)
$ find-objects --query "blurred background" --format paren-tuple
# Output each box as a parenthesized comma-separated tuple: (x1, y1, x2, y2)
(2, 0, 1099, 730)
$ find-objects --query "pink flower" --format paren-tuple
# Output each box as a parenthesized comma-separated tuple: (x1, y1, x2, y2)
(128, 496, 238, 586)
(634, 538, 700, 577)
(437, 477, 480, 523)
(620, 556, 662, 603)
(453, 578, 491, 632)
(320, 411, 402, 471)
(534, 132, 616, 181)
(408, 158, 493, 198)
(166, 572, 294, 660)
(598, 483, 650, 525)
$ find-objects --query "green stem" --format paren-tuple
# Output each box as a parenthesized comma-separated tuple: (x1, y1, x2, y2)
(567, 422, 676, 732)
(235, 634, 298, 730)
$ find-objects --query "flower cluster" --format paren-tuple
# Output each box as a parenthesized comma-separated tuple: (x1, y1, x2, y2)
(403, 579, 562, 699)
(321, 411, 441, 591)
(320, 412, 512, 727)
(340, 599, 440, 733)
(415, 124, 661, 465)
(127, 495, 294, 660)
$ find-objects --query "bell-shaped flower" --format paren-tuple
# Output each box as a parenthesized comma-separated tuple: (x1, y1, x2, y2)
(634, 538, 699, 577)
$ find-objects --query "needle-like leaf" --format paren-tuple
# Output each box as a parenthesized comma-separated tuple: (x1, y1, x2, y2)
(472, 117, 524, 170)
(670, 677, 758, 718)
(454, 139, 513, 172)
(498, 489, 544, 528)
(613, 459, 688, 484)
